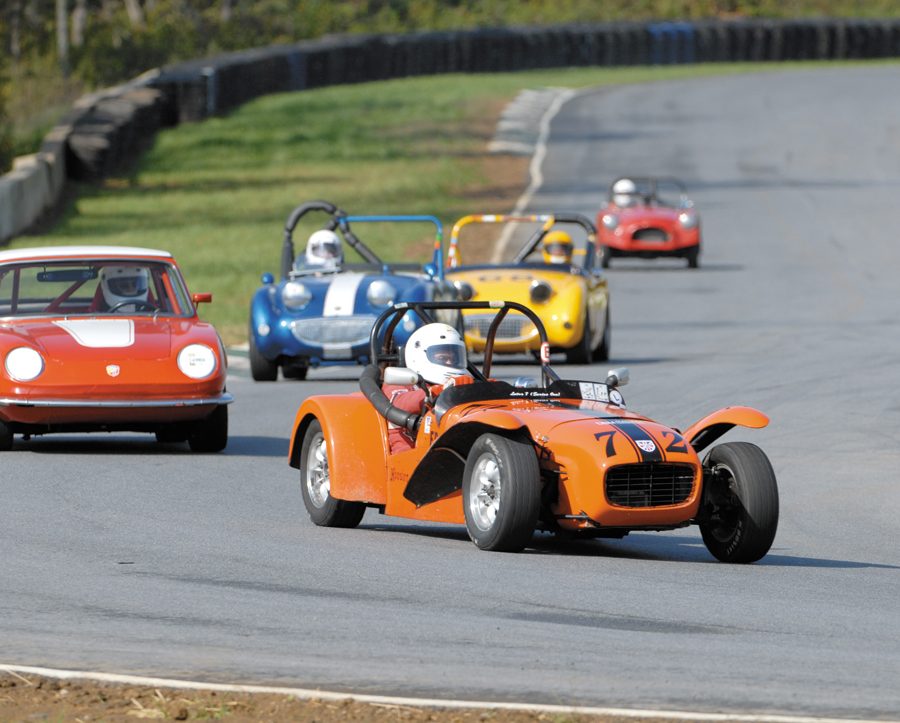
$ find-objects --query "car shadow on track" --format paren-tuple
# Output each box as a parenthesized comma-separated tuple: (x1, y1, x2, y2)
(360, 525, 900, 569)
(13, 434, 288, 457)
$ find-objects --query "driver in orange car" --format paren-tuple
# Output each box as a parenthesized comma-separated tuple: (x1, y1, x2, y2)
(384, 322, 470, 453)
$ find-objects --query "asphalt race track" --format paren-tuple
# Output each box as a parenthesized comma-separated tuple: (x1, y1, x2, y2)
(2, 64, 899, 719)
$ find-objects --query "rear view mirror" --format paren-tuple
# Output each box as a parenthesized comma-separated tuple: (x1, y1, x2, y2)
(605, 367, 630, 387)
(192, 293, 212, 304)
(383, 366, 419, 386)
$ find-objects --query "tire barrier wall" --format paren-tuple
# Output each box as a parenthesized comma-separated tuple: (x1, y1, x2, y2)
(3, 17, 900, 242)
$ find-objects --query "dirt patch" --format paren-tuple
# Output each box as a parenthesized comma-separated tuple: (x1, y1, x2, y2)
(0, 672, 688, 722)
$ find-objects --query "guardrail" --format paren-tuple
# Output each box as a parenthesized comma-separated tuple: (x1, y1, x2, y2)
(3, 17, 900, 243)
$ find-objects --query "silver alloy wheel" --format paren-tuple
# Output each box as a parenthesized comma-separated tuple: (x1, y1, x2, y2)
(305, 432, 330, 508)
(468, 452, 501, 531)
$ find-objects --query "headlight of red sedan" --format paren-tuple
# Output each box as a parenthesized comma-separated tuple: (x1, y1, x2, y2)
(177, 344, 217, 379)
(5, 347, 45, 382)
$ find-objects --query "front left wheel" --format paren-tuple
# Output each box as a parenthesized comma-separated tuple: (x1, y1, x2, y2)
(463, 434, 541, 552)
(699, 442, 778, 563)
(300, 419, 365, 528)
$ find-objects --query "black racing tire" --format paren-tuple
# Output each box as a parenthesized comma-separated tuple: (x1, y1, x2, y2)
(300, 419, 365, 528)
(565, 307, 593, 365)
(282, 365, 309, 380)
(700, 442, 779, 564)
(463, 433, 540, 552)
(686, 245, 700, 269)
(600, 246, 612, 269)
(155, 426, 189, 444)
(188, 405, 228, 453)
(592, 305, 611, 362)
(0, 421, 13, 451)
(249, 323, 278, 381)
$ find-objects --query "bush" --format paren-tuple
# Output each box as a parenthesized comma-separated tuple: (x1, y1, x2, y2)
(0, 71, 14, 173)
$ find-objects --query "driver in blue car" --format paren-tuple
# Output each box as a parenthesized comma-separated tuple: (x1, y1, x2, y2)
(297, 229, 344, 271)
(386, 322, 471, 453)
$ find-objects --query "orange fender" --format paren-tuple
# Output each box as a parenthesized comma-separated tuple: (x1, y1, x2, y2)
(683, 406, 769, 453)
(289, 393, 390, 505)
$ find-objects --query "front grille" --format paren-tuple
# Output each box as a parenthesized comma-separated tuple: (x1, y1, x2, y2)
(605, 463, 695, 508)
(465, 314, 534, 340)
(290, 315, 375, 346)
(633, 228, 669, 242)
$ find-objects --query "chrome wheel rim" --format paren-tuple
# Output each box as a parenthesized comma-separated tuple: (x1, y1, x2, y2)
(469, 452, 501, 531)
(305, 432, 330, 508)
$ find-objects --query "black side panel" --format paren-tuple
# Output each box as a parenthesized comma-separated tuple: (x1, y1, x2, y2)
(689, 422, 735, 453)
(402, 422, 527, 507)
(432, 381, 515, 424)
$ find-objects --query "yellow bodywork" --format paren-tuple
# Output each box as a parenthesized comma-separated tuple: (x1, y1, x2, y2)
(446, 264, 608, 353)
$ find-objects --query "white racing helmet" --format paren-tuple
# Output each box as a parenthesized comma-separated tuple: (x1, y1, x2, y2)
(100, 266, 149, 309)
(612, 178, 638, 208)
(405, 323, 468, 385)
(304, 229, 343, 267)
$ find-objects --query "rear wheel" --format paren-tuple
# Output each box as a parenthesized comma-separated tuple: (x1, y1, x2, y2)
(0, 421, 13, 451)
(300, 419, 365, 528)
(699, 442, 778, 563)
(156, 426, 189, 444)
(463, 434, 540, 551)
(249, 323, 278, 381)
(188, 405, 228, 453)
(282, 364, 309, 380)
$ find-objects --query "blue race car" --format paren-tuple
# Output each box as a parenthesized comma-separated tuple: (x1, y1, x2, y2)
(249, 200, 453, 380)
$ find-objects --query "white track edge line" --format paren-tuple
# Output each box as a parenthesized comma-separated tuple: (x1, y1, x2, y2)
(491, 87, 577, 264)
(0, 664, 891, 723)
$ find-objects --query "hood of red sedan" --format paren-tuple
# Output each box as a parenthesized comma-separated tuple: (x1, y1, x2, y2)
(2, 317, 172, 360)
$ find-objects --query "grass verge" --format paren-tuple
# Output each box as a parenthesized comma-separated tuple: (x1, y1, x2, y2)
(8, 60, 892, 344)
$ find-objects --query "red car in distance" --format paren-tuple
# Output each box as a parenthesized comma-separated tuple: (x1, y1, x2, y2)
(597, 177, 701, 269)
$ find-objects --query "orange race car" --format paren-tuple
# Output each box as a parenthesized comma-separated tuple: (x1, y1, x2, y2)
(288, 301, 779, 563)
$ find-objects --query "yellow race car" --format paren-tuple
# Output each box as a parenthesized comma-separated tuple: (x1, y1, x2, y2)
(446, 213, 610, 363)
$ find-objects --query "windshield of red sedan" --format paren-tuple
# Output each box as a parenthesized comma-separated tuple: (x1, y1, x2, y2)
(0, 260, 194, 317)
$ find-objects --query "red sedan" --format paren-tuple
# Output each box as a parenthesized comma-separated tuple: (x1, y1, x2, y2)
(0, 246, 232, 451)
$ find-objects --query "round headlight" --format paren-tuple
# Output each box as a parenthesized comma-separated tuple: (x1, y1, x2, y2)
(678, 211, 698, 229)
(601, 213, 619, 230)
(282, 281, 312, 310)
(366, 279, 396, 307)
(177, 344, 217, 379)
(529, 279, 553, 304)
(453, 280, 475, 301)
(5, 347, 44, 382)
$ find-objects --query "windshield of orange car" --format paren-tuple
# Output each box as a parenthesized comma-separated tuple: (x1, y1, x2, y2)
(0, 260, 194, 317)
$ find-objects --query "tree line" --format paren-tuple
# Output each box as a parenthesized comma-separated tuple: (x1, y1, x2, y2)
(2, 0, 898, 172)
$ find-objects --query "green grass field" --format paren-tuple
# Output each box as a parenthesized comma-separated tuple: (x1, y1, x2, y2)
(10, 60, 888, 344)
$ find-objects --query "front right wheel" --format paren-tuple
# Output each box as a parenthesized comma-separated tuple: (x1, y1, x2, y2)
(699, 442, 779, 563)
(463, 434, 541, 552)
(300, 419, 365, 528)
